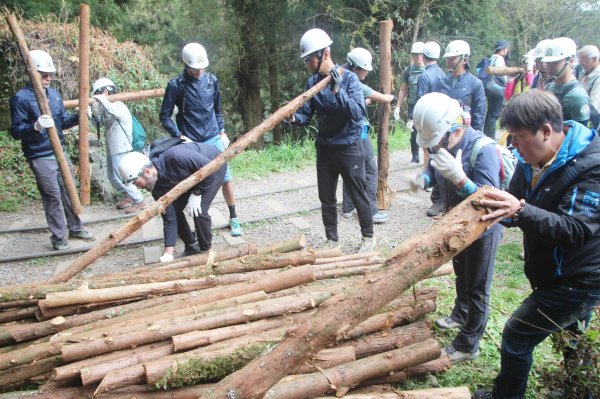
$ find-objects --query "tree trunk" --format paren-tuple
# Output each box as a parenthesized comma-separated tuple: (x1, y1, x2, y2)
(295, 346, 356, 374)
(0, 307, 37, 323)
(0, 355, 63, 388)
(267, 41, 282, 145)
(349, 320, 432, 358)
(364, 355, 452, 384)
(203, 188, 495, 398)
(263, 339, 441, 399)
(78, 4, 91, 205)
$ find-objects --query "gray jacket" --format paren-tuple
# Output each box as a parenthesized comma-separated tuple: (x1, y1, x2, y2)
(92, 97, 133, 156)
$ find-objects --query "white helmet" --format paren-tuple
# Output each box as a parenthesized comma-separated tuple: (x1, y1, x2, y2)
(541, 37, 576, 62)
(92, 78, 117, 95)
(413, 92, 462, 148)
(347, 47, 373, 71)
(533, 39, 552, 60)
(182, 43, 209, 69)
(118, 152, 151, 183)
(422, 41, 441, 59)
(299, 28, 333, 58)
(30, 50, 56, 73)
(411, 41, 425, 54)
(443, 40, 470, 58)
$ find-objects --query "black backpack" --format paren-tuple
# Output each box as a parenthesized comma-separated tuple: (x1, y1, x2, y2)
(476, 58, 492, 84)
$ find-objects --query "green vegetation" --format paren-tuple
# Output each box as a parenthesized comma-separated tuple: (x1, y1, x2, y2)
(0, 132, 38, 211)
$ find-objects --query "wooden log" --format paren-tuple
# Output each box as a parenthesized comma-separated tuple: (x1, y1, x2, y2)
(5, 15, 81, 215)
(262, 339, 441, 399)
(312, 256, 380, 271)
(36, 297, 143, 320)
(0, 307, 37, 323)
(377, 19, 393, 210)
(348, 320, 433, 358)
(364, 355, 452, 384)
(486, 65, 525, 77)
(63, 88, 166, 109)
(50, 76, 332, 283)
(313, 386, 471, 398)
(0, 387, 96, 399)
(0, 299, 37, 311)
(203, 188, 494, 399)
(313, 252, 379, 265)
(426, 261, 453, 279)
(313, 265, 380, 280)
(0, 355, 63, 388)
(78, 4, 91, 205)
(295, 346, 356, 374)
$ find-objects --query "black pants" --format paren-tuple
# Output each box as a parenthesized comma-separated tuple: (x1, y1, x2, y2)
(342, 137, 378, 216)
(316, 141, 373, 241)
(408, 104, 419, 158)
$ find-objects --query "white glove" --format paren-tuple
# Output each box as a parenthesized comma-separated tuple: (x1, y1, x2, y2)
(184, 193, 202, 217)
(92, 94, 109, 105)
(393, 106, 401, 121)
(406, 119, 414, 131)
(159, 252, 174, 263)
(409, 173, 425, 192)
(431, 148, 466, 185)
(86, 105, 92, 119)
(220, 132, 230, 148)
(34, 115, 54, 131)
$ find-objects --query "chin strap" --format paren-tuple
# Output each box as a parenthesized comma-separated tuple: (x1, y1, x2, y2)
(552, 57, 571, 80)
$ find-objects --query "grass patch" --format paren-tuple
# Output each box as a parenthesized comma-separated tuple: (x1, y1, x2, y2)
(0, 132, 38, 212)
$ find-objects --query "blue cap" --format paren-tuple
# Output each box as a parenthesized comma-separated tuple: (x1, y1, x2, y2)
(495, 40, 510, 51)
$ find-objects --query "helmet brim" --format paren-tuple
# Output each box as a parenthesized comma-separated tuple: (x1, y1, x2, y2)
(416, 131, 441, 149)
(541, 55, 566, 63)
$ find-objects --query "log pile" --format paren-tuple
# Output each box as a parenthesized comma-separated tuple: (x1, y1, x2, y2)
(0, 235, 451, 398)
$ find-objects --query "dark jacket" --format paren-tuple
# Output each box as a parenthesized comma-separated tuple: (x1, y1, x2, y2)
(416, 63, 446, 102)
(159, 71, 224, 142)
(292, 65, 366, 145)
(436, 71, 487, 130)
(10, 85, 79, 160)
(505, 121, 600, 289)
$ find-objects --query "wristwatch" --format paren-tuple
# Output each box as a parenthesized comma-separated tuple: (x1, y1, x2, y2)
(513, 199, 526, 221)
(192, 189, 202, 196)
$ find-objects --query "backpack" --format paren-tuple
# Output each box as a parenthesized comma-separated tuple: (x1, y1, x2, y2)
(130, 115, 146, 152)
(476, 58, 492, 83)
(469, 136, 517, 190)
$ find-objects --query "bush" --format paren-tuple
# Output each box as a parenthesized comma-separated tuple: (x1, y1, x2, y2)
(0, 132, 38, 211)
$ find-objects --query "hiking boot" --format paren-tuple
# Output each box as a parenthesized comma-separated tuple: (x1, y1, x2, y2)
(435, 316, 463, 330)
(341, 209, 357, 218)
(410, 155, 420, 164)
(473, 389, 494, 399)
(358, 236, 376, 253)
(52, 239, 71, 251)
(178, 243, 202, 258)
(322, 239, 341, 250)
(126, 198, 148, 214)
(229, 218, 242, 237)
(68, 230, 95, 242)
(116, 196, 133, 209)
(372, 211, 389, 224)
(426, 202, 445, 217)
(444, 345, 480, 364)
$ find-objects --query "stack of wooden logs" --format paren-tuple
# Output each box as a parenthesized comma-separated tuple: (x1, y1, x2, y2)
(0, 235, 465, 399)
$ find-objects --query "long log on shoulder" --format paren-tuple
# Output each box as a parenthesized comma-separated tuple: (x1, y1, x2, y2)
(203, 188, 495, 398)
(49, 76, 331, 283)
(63, 88, 165, 109)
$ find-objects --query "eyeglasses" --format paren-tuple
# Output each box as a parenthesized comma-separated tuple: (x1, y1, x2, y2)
(40, 73, 55, 78)
(303, 50, 323, 63)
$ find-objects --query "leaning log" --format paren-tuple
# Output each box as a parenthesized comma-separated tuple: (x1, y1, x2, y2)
(203, 188, 495, 398)
(50, 75, 332, 283)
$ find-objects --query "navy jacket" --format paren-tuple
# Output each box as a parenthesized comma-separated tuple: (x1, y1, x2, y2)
(505, 121, 600, 289)
(436, 71, 486, 131)
(10, 85, 79, 160)
(160, 71, 224, 142)
(416, 63, 446, 102)
(292, 66, 366, 145)
(150, 141, 226, 247)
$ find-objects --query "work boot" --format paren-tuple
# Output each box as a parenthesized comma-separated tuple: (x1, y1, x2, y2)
(444, 345, 480, 364)
(322, 239, 341, 251)
(52, 238, 71, 251)
(358, 236, 376, 253)
(372, 211, 389, 224)
(434, 316, 463, 330)
(341, 209, 357, 218)
(473, 389, 494, 399)
(426, 202, 445, 217)
(68, 230, 95, 242)
(229, 218, 242, 237)
(178, 243, 202, 258)
(116, 196, 133, 209)
(126, 198, 148, 214)
(410, 155, 420, 164)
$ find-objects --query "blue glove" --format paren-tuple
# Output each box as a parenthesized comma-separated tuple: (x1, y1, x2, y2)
(330, 67, 342, 94)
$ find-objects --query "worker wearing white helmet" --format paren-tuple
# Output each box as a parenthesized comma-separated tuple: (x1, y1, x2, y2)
(543, 37, 593, 126)
(160, 42, 242, 237)
(10, 50, 94, 251)
(531, 39, 552, 89)
(411, 92, 503, 365)
(394, 41, 426, 164)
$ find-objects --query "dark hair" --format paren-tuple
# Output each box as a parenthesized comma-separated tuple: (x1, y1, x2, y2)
(499, 90, 563, 133)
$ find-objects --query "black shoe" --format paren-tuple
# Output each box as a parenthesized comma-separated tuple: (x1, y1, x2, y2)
(473, 389, 494, 399)
(426, 202, 445, 217)
(52, 239, 71, 251)
(178, 242, 202, 258)
(69, 229, 95, 241)
(410, 155, 420, 164)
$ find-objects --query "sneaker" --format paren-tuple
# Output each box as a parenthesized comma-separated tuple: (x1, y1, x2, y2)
(473, 389, 494, 399)
(52, 239, 71, 251)
(322, 239, 341, 250)
(229, 218, 242, 237)
(425, 187, 433, 192)
(434, 316, 463, 330)
(116, 196, 133, 209)
(410, 155, 420, 164)
(341, 209, 357, 218)
(372, 211, 389, 224)
(179, 242, 202, 258)
(68, 230, 95, 242)
(426, 202, 445, 217)
(444, 345, 480, 364)
(358, 236, 376, 253)
(126, 198, 148, 214)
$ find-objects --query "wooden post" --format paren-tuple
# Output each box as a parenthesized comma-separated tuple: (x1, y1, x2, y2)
(5, 14, 82, 215)
(49, 76, 331, 283)
(78, 4, 91, 205)
(63, 88, 166, 109)
(377, 20, 393, 210)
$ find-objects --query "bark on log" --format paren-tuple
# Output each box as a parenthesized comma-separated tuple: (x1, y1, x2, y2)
(63, 88, 166, 109)
(313, 252, 379, 265)
(295, 346, 356, 374)
(348, 320, 432, 358)
(5, 15, 81, 215)
(313, 265, 380, 280)
(36, 298, 143, 320)
(50, 76, 331, 283)
(77, 4, 91, 205)
(377, 20, 393, 210)
(203, 188, 495, 399)
(486, 65, 525, 77)
(0, 299, 37, 310)
(426, 261, 453, 279)
(364, 355, 452, 384)
(0, 355, 63, 388)
(263, 339, 441, 399)
(313, 386, 471, 398)
(0, 307, 37, 323)
(312, 257, 380, 270)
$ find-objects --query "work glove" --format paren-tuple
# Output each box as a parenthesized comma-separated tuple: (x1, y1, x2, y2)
(329, 67, 342, 94)
(92, 94, 109, 105)
(393, 106, 401, 121)
(409, 173, 425, 192)
(86, 105, 92, 119)
(406, 119, 414, 131)
(220, 132, 230, 148)
(431, 148, 466, 186)
(159, 252, 174, 263)
(184, 193, 202, 218)
(34, 115, 54, 131)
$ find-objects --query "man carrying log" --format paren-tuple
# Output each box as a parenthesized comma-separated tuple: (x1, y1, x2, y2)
(475, 90, 600, 399)
(287, 28, 374, 253)
(9, 49, 95, 251)
(409, 92, 503, 363)
(118, 138, 226, 262)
